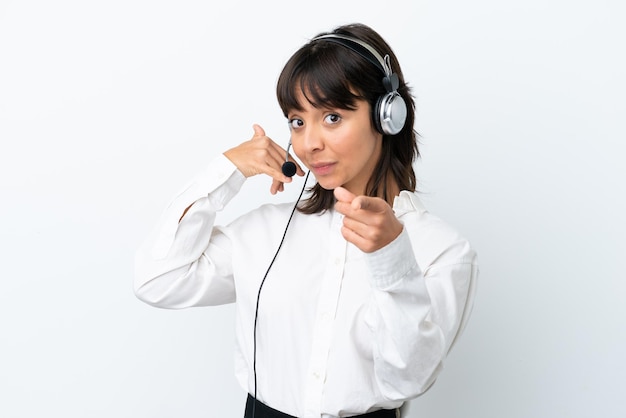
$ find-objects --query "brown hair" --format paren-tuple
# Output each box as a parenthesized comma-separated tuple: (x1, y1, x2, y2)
(276, 23, 419, 214)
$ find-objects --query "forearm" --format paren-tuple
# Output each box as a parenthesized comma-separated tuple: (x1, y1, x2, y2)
(364, 229, 477, 398)
(134, 154, 246, 308)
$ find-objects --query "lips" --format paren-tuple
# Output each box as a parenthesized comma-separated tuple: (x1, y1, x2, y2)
(310, 162, 336, 176)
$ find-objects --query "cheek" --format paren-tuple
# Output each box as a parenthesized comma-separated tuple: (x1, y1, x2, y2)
(342, 131, 378, 158)
(291, 142, 305, 161)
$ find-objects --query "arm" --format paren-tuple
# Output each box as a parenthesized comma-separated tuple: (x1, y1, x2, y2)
(133, 154, 246, 308)
(364, 229, 477, 398)
(334, 187, 478, 399)
(134, 125, 305, 309)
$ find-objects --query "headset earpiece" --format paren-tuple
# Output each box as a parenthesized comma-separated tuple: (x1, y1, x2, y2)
(375, 90, 407, 136)
(311, 34, 408, 136)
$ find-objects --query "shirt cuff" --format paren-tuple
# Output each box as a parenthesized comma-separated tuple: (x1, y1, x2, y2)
(365, 227, 419, 290)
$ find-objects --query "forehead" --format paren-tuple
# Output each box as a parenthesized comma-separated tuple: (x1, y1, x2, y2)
(290, 81, 362, 111)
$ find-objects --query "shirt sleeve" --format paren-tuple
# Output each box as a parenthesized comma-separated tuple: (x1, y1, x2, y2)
(133, 154, 246, 309)
(363, 223, 478, 400)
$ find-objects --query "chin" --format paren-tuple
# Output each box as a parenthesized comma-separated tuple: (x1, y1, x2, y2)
(316, 179, 342, 191)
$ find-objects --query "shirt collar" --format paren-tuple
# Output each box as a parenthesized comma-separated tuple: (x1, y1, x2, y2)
(393, 190, 427, 217)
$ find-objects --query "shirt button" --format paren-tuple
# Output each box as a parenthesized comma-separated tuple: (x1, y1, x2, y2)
(333, 258, 341, 266)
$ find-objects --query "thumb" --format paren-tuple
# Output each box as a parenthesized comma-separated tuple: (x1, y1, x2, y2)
(333, 186, 355, 204)
(252, 123, 266, 138)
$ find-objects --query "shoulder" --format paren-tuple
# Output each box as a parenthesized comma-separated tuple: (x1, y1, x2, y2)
(394, 191, 477, 271)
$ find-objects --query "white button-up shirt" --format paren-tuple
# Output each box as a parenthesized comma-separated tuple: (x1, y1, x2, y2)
(134, 154, 478, 418)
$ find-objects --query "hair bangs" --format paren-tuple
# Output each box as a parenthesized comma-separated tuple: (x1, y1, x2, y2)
(277, 45, 365, 116)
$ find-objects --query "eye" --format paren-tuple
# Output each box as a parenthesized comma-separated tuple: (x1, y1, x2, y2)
(288, 118, 304, 130)
(324, 113, 341, 124)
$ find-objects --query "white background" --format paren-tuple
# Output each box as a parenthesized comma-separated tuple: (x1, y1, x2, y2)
(1, 0, 624, 417)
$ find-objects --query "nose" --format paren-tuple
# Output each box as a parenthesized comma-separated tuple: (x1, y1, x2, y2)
(301, 124, 324, 153)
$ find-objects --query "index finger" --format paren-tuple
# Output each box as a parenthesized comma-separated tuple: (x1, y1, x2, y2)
(351, 195, 387, 213)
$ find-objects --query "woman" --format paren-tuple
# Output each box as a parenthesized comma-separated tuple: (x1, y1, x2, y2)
(135, 23, 478, 418)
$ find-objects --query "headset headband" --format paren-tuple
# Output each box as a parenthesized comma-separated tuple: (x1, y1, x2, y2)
(311, 34, 393, 78)
(311, 33, 398, 92)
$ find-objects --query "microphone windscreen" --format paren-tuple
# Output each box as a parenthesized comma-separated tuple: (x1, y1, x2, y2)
(282, 161, 297, 177)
